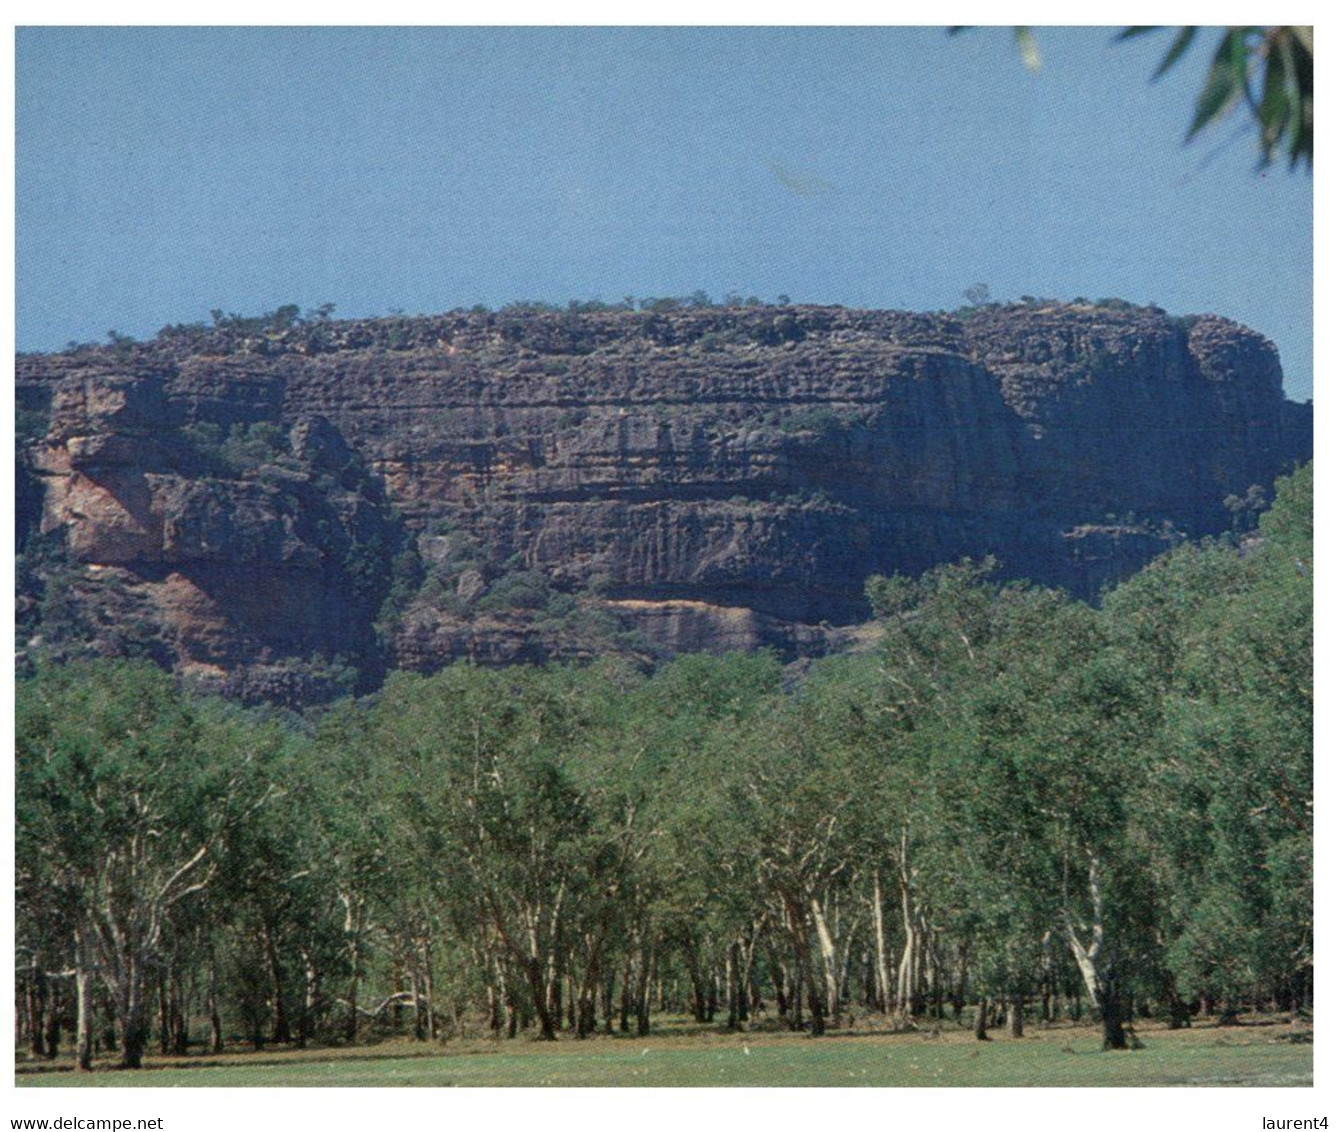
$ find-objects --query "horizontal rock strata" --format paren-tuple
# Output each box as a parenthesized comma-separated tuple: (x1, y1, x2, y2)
(16, 303, 1311, 703)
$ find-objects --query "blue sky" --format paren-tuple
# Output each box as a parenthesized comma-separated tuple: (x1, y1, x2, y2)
(16, 26, 1313, 400)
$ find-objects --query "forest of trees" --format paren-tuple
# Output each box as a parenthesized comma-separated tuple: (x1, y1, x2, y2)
(15, 465, 1311, 1070)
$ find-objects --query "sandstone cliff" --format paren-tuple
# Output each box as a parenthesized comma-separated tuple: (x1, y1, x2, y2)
(15, 303, 1312, 704)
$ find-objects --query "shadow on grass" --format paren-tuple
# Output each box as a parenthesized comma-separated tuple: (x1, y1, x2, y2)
(17, 1043, 492, 1077)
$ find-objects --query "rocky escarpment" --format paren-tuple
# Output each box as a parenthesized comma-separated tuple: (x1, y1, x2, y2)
(16, 303, 1312, 704)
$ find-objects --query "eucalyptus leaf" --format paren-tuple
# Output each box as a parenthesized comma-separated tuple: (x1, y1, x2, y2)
(1187, 33, 1247, 140)
(1153, 27, 1197, 79)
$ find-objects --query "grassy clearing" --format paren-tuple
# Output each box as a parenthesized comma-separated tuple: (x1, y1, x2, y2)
(16, 1020, 1311, 1087)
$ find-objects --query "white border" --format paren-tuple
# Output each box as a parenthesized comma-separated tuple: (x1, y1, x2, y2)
(4, 8, 1326, 1130)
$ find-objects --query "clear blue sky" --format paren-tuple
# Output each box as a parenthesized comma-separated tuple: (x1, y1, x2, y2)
(16, 26, 1313, 400)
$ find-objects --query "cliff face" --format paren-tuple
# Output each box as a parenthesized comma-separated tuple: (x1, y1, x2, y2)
(16, 303, 1312, 704)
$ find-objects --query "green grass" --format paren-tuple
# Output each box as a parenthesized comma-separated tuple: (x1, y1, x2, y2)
(16, 1022, 1312, 1087)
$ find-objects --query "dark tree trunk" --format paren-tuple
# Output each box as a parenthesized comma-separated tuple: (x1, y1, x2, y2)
(619, 948, 633, 1033)
(207, 958, 225, 1055)
(169, 971, 187, 1055)
(44, 983, 61, 1059)
(29, 964, 48, 1058)
(119, 1010, 148, 1069)
(1100, 985, 1127, 1051)
(158, 974, 171, 1055)
(974, 997, 991, 1041)
(768, 948, 789, 1021)
(687, 950, 709, 1024)
(345, 963, 360, 1044)
(952, 943, 969, 1025)
(806, 989, 825, 1035)
(526, 957, 557, 1041)
(573, 972, 595, 1039)
(1165, 991, 1192, 1030)
(210, 1001, 223, 1055)
(115, 962, 151, 1070)
(726, 942, 741, 1031)
(264, 924, 291, 1044)
(602, 972, 615, 1035)
(100, 991, 118, 1056)
(803, 943, 826, 1037)
(487, 967, 503, 1035)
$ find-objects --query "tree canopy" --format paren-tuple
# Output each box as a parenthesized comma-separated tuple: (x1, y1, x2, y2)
(16, 465, 1311, 1064)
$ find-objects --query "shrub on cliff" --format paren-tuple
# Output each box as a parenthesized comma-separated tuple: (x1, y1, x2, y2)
(475, 569, 553, 613)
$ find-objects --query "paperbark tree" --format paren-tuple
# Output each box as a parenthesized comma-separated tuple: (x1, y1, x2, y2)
(16, 661, 277, 1068)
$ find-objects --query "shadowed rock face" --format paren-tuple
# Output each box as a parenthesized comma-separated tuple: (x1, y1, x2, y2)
(15, 303, 1312, 704)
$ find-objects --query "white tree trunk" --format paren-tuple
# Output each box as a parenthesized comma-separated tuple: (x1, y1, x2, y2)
(809, 897, 842, 1026)
(872, 870, 890, 1012)
(74, 932, 94, 1072)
